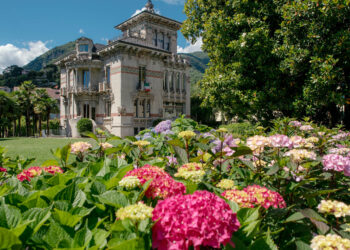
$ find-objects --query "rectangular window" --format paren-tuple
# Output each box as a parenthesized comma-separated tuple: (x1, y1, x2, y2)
(91, 107, 96, 121)
(83, 70, 90, 88)
(106, 101, 111, 117)
(146, 100, 150, 118)
(134, 127, 139, 136)
(176, 73, 180, 92)
(106, 66, 110, 86)
(139, 66, 146, 85)
(134, 99, 138, 117)
(140, 100, 145, 118)
(153, 31, 158, 46)
(83, 104, 90, 118)
(165, 36, 170, 51)
(163, 72, 167, 91)
(79, 44, 89, 52)
(158, 33, 164, 49)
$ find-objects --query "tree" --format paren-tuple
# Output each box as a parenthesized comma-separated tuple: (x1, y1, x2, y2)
(182, 0, 350, 127)
(44, 98, 59, 136)
(33, 89, 49, 136)
(0, 91, 18, 137)
(19, 81, 35, 136)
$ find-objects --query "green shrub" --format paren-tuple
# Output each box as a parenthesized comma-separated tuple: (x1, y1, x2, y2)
(49, 119, 60, 130)
(77, 118, 93, 135)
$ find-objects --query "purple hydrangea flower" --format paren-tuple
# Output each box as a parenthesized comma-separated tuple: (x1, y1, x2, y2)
(322, 154, 350, 173)
(166, 156, 178, 166)
(154, 120, 172, 133)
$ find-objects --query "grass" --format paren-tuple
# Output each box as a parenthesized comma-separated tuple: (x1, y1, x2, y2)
(0, 137, 95, 166)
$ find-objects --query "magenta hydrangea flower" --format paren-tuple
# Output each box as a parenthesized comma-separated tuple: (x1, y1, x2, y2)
(322, 154, 350, 173)
(154, 120, 172, 134)
(0, 167, 7, 172)
(152, 190, 240, 250)
(268, 134, 292, 148)
(125, 165, 186, 199)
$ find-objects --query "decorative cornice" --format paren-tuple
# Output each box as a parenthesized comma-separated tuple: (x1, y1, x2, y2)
(115, 11, 182, 31)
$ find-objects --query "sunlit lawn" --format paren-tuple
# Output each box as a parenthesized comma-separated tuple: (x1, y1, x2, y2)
(0, 137, 95, 166)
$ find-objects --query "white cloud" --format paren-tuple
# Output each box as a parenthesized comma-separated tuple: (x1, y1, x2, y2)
(177, 37, 203, 53)
(0, 41, 50, 73)
(132, 7, 160, 17)
(79, 29, 85, 34)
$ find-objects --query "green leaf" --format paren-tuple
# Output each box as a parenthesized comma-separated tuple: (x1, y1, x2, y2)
(226, 200, 239, 213)
(52, 209, 83, 227)
(84, 132, 99, 142)
(42, 219, 73, 248)
(167, 139, 184, 147)
(106, 165, 134, 190)
(284, 212, 305, 223)
(108, 237, 143, 250)
(42, 159, 60, 167)
(97, 191, 128, 208)
(300, 208, 329, 234)
(137, 179, 152, 202)
(73, 222, 92, 248)
(92, 229, 109, 248)
(265, 165, 279, 175)
(173, 145, 188, 164)
(232, 146, 252, 157)
(22, 207, 51, 234)
(137, 219, 149, 233)
(0, 204, 22, 229)
(0, 227, 21, 249)
(295, 240, 312, 250)
(72, 190, 86, 207)
(54, 182, 76, 202)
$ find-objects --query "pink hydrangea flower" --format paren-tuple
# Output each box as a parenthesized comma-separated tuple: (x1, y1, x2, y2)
(300, 125, 313, 131)
(43, 166, 64, 175)
(289, 121, 302, 127)
(268, 134, 292, 148)
(125, 165, 186, 199)
(17, 166, 64, 182)
(0, 167, 7, 172)
(322, 154, 350, 173)
(152, 190, 240, 250)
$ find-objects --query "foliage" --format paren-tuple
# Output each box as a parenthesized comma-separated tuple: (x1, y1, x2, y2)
(77, 118, 93, 135)
(0, 117, 349, 249)
(182, 0, 350, 128)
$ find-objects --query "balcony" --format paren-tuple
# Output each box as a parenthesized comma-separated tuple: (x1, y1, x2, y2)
(137, 82, 151, 92)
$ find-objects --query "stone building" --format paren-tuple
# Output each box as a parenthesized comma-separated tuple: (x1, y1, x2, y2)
(56, 0, 190, 137)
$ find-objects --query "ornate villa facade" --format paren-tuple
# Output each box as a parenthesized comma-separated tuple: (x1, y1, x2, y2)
(56, 0, 190, 137)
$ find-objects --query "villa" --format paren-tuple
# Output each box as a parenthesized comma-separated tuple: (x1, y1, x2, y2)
(56, 0, 190, 137)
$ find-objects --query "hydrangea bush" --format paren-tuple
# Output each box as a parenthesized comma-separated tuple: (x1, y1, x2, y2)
(0, 116, 349, 249)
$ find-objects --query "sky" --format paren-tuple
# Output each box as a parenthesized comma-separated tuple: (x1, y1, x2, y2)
(0, 0, 202, 73)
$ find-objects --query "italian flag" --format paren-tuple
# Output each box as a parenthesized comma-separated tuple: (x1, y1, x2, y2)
(144, 82, 151, 92)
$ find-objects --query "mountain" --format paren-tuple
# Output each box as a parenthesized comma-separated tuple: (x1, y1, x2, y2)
(23, 42, 209, 95)
(23, 42, 75, 71)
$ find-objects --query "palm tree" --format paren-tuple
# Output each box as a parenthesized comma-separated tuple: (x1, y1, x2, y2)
(44, 98, 59, 136)
(0, 91, 17, 137)
(19, 81, 35, 136)
(33, 89, 50, 137)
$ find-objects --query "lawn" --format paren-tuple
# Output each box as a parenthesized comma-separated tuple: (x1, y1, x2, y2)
(0, 137, 95, 166)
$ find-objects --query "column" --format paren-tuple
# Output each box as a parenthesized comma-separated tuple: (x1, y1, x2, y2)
(89, 67, 92, 90)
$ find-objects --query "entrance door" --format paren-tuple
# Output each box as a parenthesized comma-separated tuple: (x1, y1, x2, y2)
(83, 104, 90, 118)
(91, 107, 96, 121)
